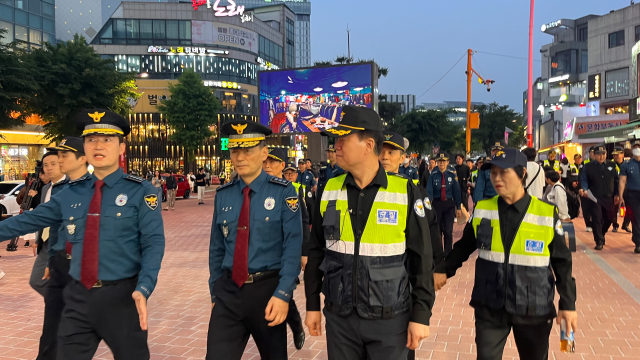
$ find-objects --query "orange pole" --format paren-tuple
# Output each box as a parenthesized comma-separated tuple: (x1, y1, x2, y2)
(466, 49, 473, 155)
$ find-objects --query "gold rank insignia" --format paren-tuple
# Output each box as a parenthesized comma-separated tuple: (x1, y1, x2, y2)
(144, 194, 159, 210)
(285, 197, 299, 212)
(495, 150, 506, 158)
(231, 123, 248, 134)
(325, 128, 351, 136)
(88, 111, 106, 123)
(67, 224, 76, 235)
(385, 135, 392, 140)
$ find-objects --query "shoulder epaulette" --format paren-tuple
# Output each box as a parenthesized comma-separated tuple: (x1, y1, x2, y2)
(269, 176, 290, 186)
(68, 175, 91, 185)
(216, 179, 237, 192)
(124, 174, 145, 183)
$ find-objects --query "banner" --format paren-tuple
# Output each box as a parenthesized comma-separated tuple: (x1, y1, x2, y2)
(192, 20, 258, 53)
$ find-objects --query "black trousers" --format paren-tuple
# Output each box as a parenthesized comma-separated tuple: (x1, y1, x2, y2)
(625, 191, 640, 247)
(325, 310, 410, 360)
(57, 277, 148, 360)
(433, 199, 455, 255)
(37, 251, 71, 360)
(589, 198, 616, 246)
(475, 308, 553, 360)
(206, 272, 287, 360)
(581, 197, 594, 228)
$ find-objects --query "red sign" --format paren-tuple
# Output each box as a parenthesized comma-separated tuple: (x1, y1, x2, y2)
(574, 120, 629, 135)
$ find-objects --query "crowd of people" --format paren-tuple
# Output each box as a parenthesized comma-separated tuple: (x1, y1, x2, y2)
(0, 105, 639, 360)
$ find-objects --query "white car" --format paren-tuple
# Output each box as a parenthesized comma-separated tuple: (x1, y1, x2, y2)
(0, 181, 25, 216)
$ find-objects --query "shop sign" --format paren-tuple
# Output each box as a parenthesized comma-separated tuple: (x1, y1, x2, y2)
(549, 74, 570, 83)
(8, 148, 28, 156)
(191, 0, 253, 23)
(575, 119, 628, 135)
(559, 94, 568, 102)
(564, 118, 575, 141)
(191, 21, 258, 54)
(550, 105, 563, 111)
(588, 73, 601, 100)
(586, 101, 599, 116)
(148, 94, 168, 106)
(256, 57, 280, 70)
(204, 80, 241, 89)
(637, 97, 640, 115)
(147, 45, 229, 55)
(221, 138, 229, 151)
(1, 146, 6, 156)
(541, 20, 561, 32)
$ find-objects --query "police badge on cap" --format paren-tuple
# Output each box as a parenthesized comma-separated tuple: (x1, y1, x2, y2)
(222, 121, 272, 149)
(75, 109, 131, 137)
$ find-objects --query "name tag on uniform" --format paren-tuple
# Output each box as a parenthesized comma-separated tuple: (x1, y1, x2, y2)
(525, 240, 544, 254)
(377, 209, 398, 225)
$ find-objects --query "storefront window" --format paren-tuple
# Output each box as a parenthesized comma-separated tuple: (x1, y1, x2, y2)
(605, 105, 629, 114)
(551, 50, 577, 77)
(605, 68, 629, 98)
(0, 145, 44, 180)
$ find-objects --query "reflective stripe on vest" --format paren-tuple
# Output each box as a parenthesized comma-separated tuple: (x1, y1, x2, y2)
(544, 160, 560, 172)
(292, 182, 306, 193)
(470, 170, 478, 182)
(472, 196, 554, 267)
(320, 174, 408, 257)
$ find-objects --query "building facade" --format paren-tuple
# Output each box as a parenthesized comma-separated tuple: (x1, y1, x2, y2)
(90, 2, 296, 174)
(382, 94, 416, 115)
(0, 0, 56, 50)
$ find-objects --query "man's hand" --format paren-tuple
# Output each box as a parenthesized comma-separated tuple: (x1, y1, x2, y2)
(557, 310, 578, 335)
(301, 256, 308, 271)
(620, 199, 625, 208)
(132, 291, 148, 331)
(434, 273, 447, 291)
(264, 296, 289, 327)
(305, 311, 322, 336)
(456, 210, 462, 219)
(28, 189, 38, 197)
(614, 195, 620, 205)
(42, 267, 50, 280)
(579, 189, 585, 198)
(572, 182, 578, 189)
(406, 322, 430, 350)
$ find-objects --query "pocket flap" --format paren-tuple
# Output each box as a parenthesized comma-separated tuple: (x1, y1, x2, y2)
(369, 265, 406, 281)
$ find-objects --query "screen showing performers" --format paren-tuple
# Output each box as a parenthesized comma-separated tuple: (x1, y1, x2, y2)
(259, 63, 374, 133)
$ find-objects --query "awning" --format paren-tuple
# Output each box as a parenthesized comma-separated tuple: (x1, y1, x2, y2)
(578, 122, 640, 139)
(538, 141, 569, 153)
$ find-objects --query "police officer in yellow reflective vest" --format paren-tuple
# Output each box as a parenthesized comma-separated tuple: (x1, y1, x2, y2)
(434, 148, 577, 360)
(304, 106, 435, 360)
(543, 149, 561, 172)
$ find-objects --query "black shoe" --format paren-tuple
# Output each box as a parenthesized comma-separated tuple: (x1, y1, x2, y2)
(623, 226, 632, 233)
(594, 244, 604, 250)
(635, 247, 640, 254)
(612, 228, 618, 233)
(24, 241, 30, 247)
(293, 330, 305, 350)
(163, 208, 168, 211)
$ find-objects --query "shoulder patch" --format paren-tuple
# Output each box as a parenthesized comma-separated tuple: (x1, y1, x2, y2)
(125, 174, 145, 183)
(216, 179, 237, 192)
(269, 176, 290, 186)
(68, 175, 91, 185)
(285, 196, 299, 212)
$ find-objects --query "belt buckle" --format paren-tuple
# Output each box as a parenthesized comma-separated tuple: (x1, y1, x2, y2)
(93, 280, 103, 288)
(245, 275, 254, 284)
(66, 254, 72, 260)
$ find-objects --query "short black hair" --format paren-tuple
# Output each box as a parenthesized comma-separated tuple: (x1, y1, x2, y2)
(546, 170, 560, 183)
(356, 130, 384, 156)
(521, 147, 537, 162)
(512, 165, 528, 186)
(455, 154, 464, 160)
(42, 151, 58, 163)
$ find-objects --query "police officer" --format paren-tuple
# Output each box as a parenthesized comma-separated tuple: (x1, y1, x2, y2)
(612, 146, 628, 233)
(304, 106, 435, 360)
(619, 140, 640, 253)
(575, 153, 593, 232)
(473, 142, 504, 203)
(262, 148, 307, 350)
(426, 153, 462, 255)
(580, 145, 619, 250)
(398, 155, 419, 180)
(434, 148, 577, 360)
(297, 158, 317, 191)
(0, 109, 165, 360)
(38, 137, 87, 360)
(544, 148, 561, 172)
(208, 120, 302, 360)
(319, 144, 344, 186)
(284, 162, 315, 223)
(468, 157, 483, 201)
(584, 146, 595, 164)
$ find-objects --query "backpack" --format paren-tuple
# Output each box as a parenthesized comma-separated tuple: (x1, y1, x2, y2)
(554, 184, 580, 219)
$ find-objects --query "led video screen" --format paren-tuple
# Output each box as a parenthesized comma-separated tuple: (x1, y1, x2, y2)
(259, 63, 376, 133)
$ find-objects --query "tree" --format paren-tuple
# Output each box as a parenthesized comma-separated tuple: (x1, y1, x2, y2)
(378, 95, 402, 125)
(386, 109, 462, 155)
(472, 102, 524, 154)
(0, 29, 37, 131)
(157, 69, 221, 166)
(24, 34, 139, 141)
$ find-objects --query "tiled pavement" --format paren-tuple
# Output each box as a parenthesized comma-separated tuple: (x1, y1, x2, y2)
(0, 189, 639, 360)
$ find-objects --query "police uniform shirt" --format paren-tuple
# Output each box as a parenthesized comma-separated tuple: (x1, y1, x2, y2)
(305, 164, 435, 325)
(620, 158, 640, 191)
(0, 168, 165, 298)
(398, 165, 419, 180)
(295, 182, 312, 257)
(326, 163, 344, 182)
(440, 194, 576, 323)
(209, 170, 302, 303)
(297, 169, 316, 189)
(47, 176, 73, 262)
(473, 168, 497, 203)
(580, 160, 619, 202)
(426, 167, 462, 209)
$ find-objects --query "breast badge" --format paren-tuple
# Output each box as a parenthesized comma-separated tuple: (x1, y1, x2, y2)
(264, 197, 275, 210)
(115, 194, 128, 206)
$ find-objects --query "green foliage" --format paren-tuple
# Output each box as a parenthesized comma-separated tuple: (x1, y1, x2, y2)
(386, 109, 463, 155)
(0, 29, 36, 131)
(313, 58, 388, 78)
(378, 95, 402, 124)
(472, 102, 524, 153)
(24, 34, 139, 141)
(157, 69, 220, 163)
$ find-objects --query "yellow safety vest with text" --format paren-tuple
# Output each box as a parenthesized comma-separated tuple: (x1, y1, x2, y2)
(544, 160, 560, 172)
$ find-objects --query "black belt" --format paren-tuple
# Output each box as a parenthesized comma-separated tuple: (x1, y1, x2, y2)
(226, 270, 279, 284)
(77, 275, 138, 288)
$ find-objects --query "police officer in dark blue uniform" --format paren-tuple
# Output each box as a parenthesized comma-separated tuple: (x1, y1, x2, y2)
(297, 158, 317, 190)
(398, 156, 419, 180)
(473, 142, 504, 203)
(319, 144, 344, 186)
(0, 109, 165, 360)
(208, 120, 302, 360)
(427, 152, 462, 255)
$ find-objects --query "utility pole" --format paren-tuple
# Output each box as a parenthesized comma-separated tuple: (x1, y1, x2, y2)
(347, 24, 351, 63)
(527, 0, 535, 147)
(466, 49, 493, 155)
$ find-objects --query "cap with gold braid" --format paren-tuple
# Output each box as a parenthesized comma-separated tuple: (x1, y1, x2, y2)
(47, 137, 84, 153)
(75, 109, 131, 137)
(221, 120, 272, 149)
(321, 105, 383, 138)
(267, 148, 287, 163)
(435, 152, 449, 161)
(383, 131, 406, 151)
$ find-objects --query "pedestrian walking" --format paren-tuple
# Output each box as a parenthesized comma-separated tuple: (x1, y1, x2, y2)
(187, 171, 195, 192)
(522, 147, 544, 199)
(454, 154, 471, 211)
(151, 170, 164, 202)
(426, 152, 462, 256)
(164, 170, 177, 211)
(304, 106, 434, 360)
(434, 148, 577, 360)
(611, 146, 630, 233)
(296, 159, 316, 191)
(580, 145, 619, 250)
(207, 120, 302, 360)
(544, 149, 561, 173)
(473, 142, 504, 203)
(544, 170, 570, 221)
(263, 148, 308, 350)
(575, 152, 594, 232)
(618, 140, 640, 253)
(0, 109, 165, 360)
(196, 168, 206, 204)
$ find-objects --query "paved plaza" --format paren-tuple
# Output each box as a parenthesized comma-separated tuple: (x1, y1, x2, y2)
(0, 188, 639, 360)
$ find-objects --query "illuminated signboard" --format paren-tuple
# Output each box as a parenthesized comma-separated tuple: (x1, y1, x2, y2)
(588, 73, 601, 100)
(549, 74, 569, 83)
(221, 138, 229, 151)
(256, 57, 280, 70)
(541, 20, 561, 32)
(147, 45, 229, 55)
(559, 94, 568, 102)
(191, 0, 254, 23)
(564, 118, 575, 141)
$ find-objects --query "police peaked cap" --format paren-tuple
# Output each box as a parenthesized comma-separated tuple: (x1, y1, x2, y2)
(75, 109, 131, 137)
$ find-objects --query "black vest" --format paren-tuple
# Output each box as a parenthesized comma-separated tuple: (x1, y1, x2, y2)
(584, 160, 617, 200)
